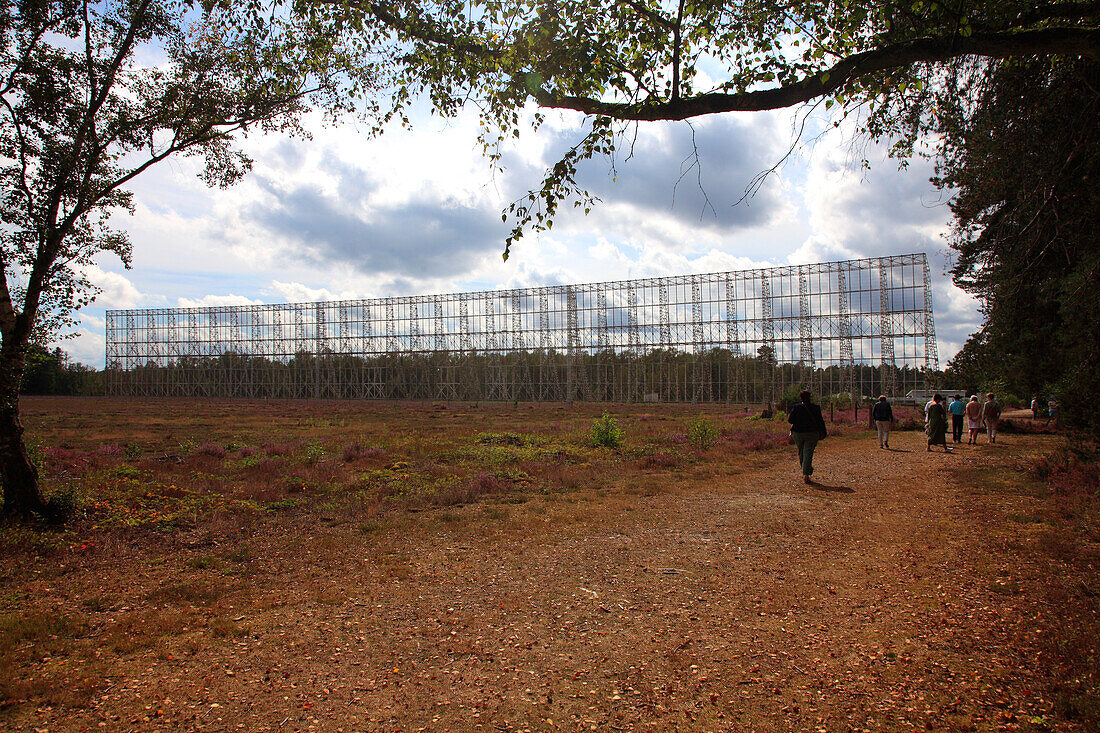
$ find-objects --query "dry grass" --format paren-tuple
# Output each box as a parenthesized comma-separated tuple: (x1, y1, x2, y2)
(0, 398, 1096, 732)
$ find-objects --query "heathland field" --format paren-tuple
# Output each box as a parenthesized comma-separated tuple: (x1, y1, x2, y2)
(1, 398, 1097, 732)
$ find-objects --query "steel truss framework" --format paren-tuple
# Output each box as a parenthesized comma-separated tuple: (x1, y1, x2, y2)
(106, 254, 939, 403)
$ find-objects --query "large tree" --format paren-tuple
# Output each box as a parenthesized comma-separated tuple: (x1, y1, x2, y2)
(938, 58, 1099, 433)
(334, 0, 1099, 250)
(0, 0, 370, 516)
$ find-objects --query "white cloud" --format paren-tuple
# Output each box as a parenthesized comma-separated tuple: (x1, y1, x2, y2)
(81, 313, 106, 329)
(176, 294, 265, 308)
(85, 265, 142, 309)
(267, 281, 362, 303)
(59, 326, 105, 366)
(587, 238, 628, 264)
(54, 95, 981, 369)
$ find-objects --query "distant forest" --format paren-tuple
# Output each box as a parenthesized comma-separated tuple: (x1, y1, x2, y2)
(20, 346, 103, 396)
(25, 343, 946, 403)
(105, 347, 936, 405)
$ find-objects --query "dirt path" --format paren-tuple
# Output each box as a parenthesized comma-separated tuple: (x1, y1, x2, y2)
(4, 428, 1087, 732)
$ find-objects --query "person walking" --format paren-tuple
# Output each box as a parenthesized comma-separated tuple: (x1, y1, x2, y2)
(1031, 395, 1040, 420)
(788, 389, 828, 484)
(982, 392, 1002, 444)
(948, 394, 966, 443)
(926, 393, 951, 452)
(1046, 399, 1059, 427)
(871, 395, 894, 448)
(965, 395, 983, 444)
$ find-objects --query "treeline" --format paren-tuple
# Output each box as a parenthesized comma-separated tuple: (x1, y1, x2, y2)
(108, 347, 930, 403)
(938, 58, 1098, 434)
(20, 346, 104, 396)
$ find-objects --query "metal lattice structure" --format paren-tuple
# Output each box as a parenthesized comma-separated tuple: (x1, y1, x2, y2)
(106, 254, 939, 403)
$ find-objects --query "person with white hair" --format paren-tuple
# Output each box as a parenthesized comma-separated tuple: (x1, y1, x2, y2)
(965, 395, 983, 444)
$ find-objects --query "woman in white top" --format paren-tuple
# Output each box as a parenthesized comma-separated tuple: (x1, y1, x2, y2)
(964, 395, 983, 444)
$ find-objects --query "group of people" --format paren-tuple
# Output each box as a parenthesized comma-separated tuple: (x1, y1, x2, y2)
(924, 392, 1001, 451)
(1030, 395, 1059, 426)
(786, 390, 1008, 484)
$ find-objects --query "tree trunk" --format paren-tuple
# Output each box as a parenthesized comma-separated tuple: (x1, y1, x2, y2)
(0, 351, 44, 516)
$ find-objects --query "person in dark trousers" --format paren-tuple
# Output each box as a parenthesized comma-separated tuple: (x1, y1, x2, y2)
(872, 395, 893, 448)
(926, 393, 952, 452)
(948, 394, 966, 443)
(788, 389, 828, 484)
(982, 392, 1002, 444)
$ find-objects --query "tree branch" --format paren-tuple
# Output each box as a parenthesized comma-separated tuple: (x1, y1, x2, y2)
(533, 27, 1100, 120)
(1011, 1, 1100, 30)
(671, 0, 686, 101)
(44, 0, 154, 242)
(0, 7, 78, 219)
(357, 0, 504, 57)
(0, 255, 18, 336)
(617, 0, 674, 31)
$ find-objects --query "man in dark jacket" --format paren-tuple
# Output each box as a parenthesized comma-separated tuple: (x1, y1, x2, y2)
(788, 390, 828, 484)
(872, 395, 894, 449)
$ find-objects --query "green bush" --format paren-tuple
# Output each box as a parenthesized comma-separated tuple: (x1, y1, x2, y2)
(590, 412, 624, 449)
(43, 487, 82, 525)
(688, 417, 720, 451)
(303, 442, 326, 464)
(780, 384, 805, 411)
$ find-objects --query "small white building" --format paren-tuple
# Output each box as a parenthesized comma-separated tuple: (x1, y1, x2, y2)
(904, 389, 936, 403)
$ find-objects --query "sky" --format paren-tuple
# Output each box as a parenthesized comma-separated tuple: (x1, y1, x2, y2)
(65, 100, 982, 369)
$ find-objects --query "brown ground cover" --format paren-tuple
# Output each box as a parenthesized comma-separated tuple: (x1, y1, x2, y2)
(0, 397, 1097, 732)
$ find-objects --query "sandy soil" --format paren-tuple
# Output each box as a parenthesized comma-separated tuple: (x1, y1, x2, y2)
(1, 404, 1095, 733)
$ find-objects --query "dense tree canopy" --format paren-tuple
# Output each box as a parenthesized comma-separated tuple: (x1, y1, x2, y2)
(326, 0, 1100, 249)
(20, 345, 101, 395)
(939, 58, 1099, 433)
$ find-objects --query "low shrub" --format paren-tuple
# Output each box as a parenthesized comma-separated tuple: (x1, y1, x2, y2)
(1032, 441, 1100, 496)
(826, 411, 864, 426)
(42, 447, 85, 474)
(687, 417, 720, 451)
(476, 432, 537, 447)
(435, 471, 508, 506)
(997, 419, 1057, 435)
(591, 412, 624, 449)
(639, 451, 679, 469)
(341, 435, 380, 460)
(303, 442, 326, 464)
(720, 429, 789, 452)
(262, 441, 296, 457)
(197, 443, 226, 459)
(42, 487, 82, 524)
